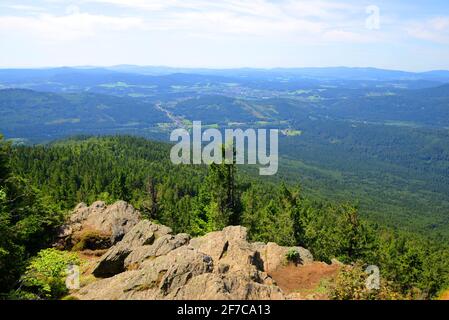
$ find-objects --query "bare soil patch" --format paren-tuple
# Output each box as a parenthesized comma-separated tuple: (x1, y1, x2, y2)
(269, 262, 340, 300)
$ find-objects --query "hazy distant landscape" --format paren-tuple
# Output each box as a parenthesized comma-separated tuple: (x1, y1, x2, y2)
(2, 66, 449, 238)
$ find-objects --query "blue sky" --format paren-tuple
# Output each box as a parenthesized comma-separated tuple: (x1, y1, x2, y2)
(0, 0, 448, 71)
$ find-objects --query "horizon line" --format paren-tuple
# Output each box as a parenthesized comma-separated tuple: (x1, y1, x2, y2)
(0, 65, 448, 73)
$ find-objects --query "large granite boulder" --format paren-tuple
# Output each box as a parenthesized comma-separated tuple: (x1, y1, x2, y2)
(55, 201, 141, 249)
(92, 220, 172, 277)
(76, 243, 284, 300)
(255, 242, 314, 272)
(124, 233, 190, 269)
(77, 246, 214, 300)
(74, 223, 312, 300)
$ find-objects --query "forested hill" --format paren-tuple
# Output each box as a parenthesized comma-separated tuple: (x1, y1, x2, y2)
(0, 89, 169, 142)
(2, 135, 448, 299)
(2, 86, 449, 238)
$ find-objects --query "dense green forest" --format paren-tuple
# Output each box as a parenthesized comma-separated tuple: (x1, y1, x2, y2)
(1, 134, 448, 299)
(276, 118, 449, 238)
(2, 86, 449, 240)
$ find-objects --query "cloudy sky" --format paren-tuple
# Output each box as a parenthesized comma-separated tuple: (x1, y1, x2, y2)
(0, 0, 448, 70)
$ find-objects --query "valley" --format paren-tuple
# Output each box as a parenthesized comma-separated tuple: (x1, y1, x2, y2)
(1, 67, 449, 238)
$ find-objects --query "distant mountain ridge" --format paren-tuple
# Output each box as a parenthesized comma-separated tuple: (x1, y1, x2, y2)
(1, 66, 449, 82)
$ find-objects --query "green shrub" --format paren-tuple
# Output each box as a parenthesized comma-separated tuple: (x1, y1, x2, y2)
(285, 249, 300, 263)
(18, 248, 79, 299)
(71, 230, 111, 251)
(329, 264, 406, 300)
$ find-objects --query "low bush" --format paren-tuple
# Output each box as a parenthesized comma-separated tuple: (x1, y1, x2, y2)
(16, 248, 79, 299)
(285, 249, 300, 264)
(329, 264, 406, 300)
(71, 230, 111, 251)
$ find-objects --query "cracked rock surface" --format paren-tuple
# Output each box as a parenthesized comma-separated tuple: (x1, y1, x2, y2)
(68, 202, 313, 300)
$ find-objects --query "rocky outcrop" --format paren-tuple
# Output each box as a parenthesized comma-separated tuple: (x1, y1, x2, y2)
(55, 201, 141, 249)
(66, 201, 314, 300)
(257, 242, 314, 272)
(124, 233, 190, 270)
(92, 220, 173, 277)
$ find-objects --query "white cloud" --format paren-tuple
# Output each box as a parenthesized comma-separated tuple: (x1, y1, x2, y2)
(85, 0, 354, 19)
(83, 0, 356, 23)
(281, 0, 356, 19)
(406, 17, 449, 44)
(0, 0, 386, 45)
(0, 11, 144, 42)
(80, 0, 369, 43)
(158, 10, 324, 37)
(2, 4, 47, 12)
